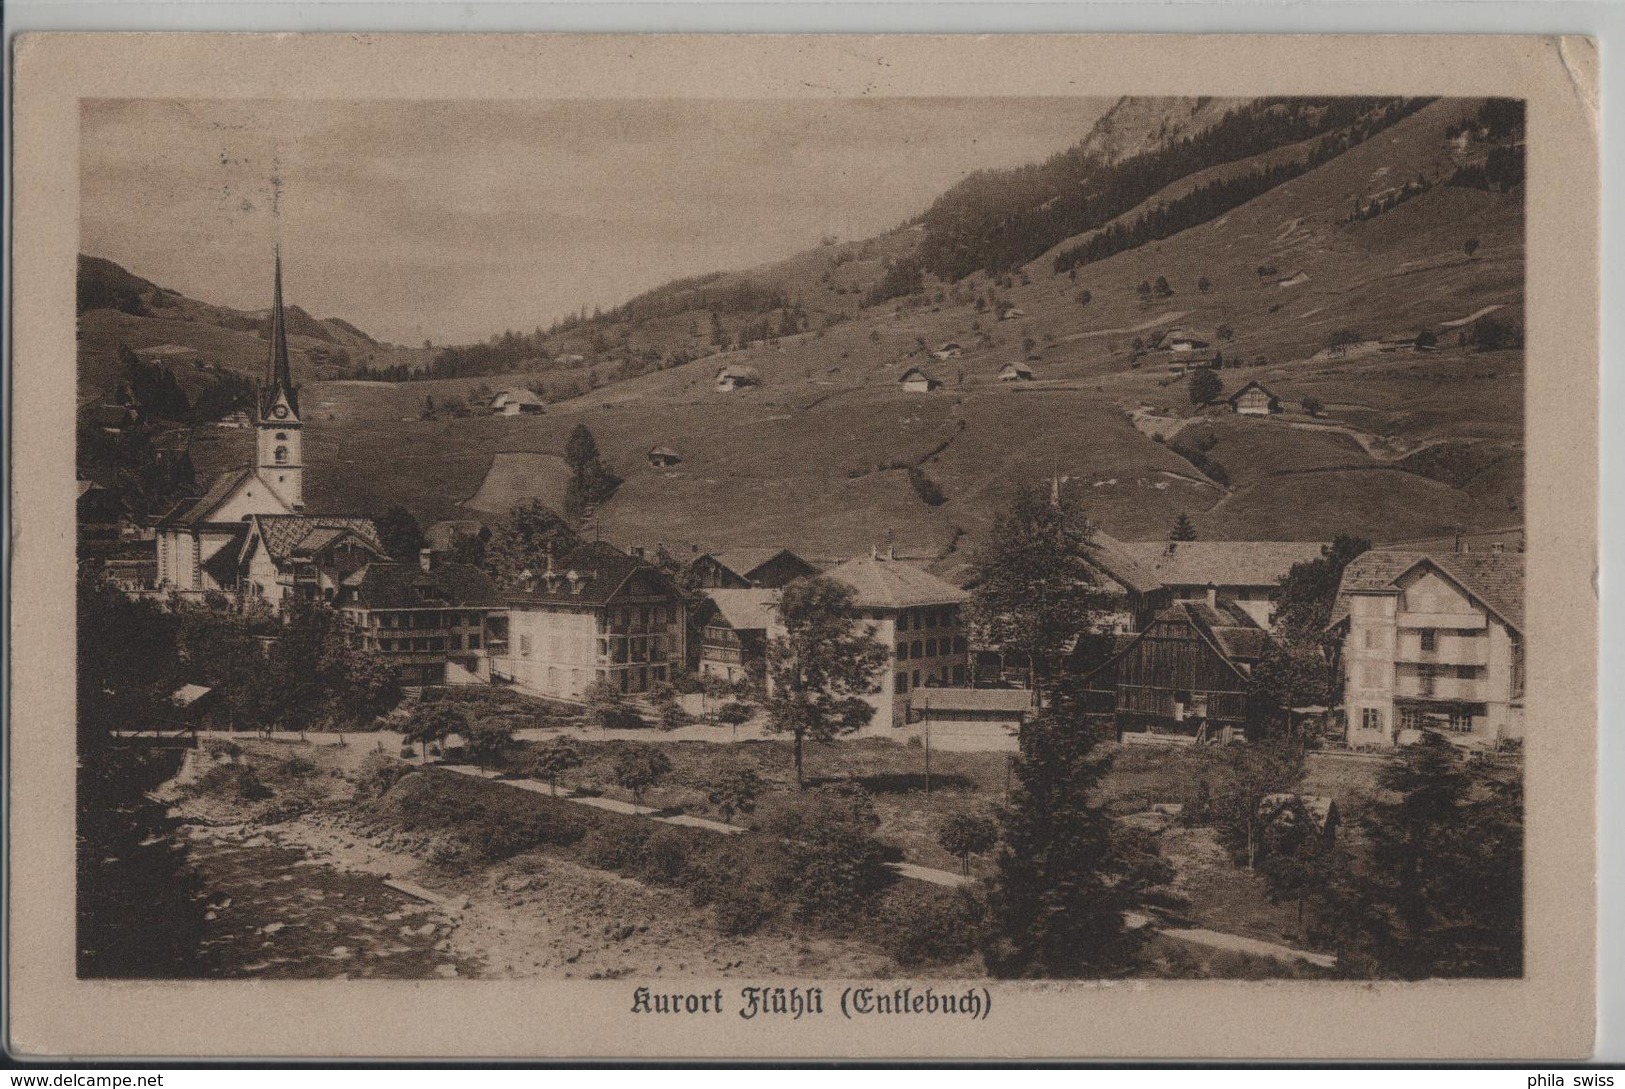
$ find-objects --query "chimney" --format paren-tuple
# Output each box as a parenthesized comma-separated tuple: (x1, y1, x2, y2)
(1205, 583, 1218, 609)
(419, 548, 434, 573)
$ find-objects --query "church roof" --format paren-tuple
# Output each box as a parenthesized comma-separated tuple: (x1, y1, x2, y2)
(155, 468, 261, 528)
(258, 246, 300, 420)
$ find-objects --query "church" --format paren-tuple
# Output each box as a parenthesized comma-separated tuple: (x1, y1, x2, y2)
(154, 249, 386, 609)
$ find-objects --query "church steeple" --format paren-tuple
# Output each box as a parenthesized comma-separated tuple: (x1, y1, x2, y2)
(256, 245, 304, 511)
(259, 244, 300, 422)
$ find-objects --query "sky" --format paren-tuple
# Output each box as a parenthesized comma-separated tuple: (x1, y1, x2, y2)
(80, 97, 1111, 345)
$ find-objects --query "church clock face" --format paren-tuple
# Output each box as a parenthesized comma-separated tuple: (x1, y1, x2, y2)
(273, 405, 289, 419)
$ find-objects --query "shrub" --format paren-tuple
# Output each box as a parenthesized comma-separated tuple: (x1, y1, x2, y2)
(612, 744, 672, 804)
(637, 827, 695, 885)
(457, 803, 586, 863)
(193, 763, 272, 803)
(938, 813, 999, 875)
(281, 753, 319, 779)
(908, 467, 947, 507)
(878, 888, 987, 967)
(354, 751, 410, 802)
(580, 821, 653, 871)
(713, 882, 773, 936)
(775, 823, 894, 927)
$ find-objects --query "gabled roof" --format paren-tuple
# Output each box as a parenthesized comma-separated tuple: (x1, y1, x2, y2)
(1228, 379, 1281, 405)
(248, 514, 384, 564)
(898, 366, 937, 385)
(823, 553, 970, 609)
(648, 445, 683, 460)
(1085, 597, 1272, 683)
(716, 364, 761, 381)
(703, 588, 780, 632)
(506, 540, 680, 607)
(341, 561, 500, 610)
(1118, 540, 1328, 590)
(156, 467, 266, 528)
(1326, 549, 1524, 633)
(497, 388, 546, 406)
(1084, 532, 1165, 595)
(703, 547, 810, 583)
(999, 362, 1036, 378)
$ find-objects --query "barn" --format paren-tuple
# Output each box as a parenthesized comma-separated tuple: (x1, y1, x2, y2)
(1227, 380, 1282, 417)
(899, 366, 940, 393)
(1080, 596, 1274, 737)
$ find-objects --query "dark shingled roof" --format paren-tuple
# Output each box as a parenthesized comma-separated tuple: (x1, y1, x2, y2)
(1228, 379, 1281, 405)
(341, 561, 500, 610)
(1327, 550, 1524, 633)
(1085, 597, 1272, 683)
(251, 514, 384, 562)
(505, 540, 681, 607)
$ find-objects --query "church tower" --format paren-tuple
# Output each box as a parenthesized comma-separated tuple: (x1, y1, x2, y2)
(256, 246, 304, 512)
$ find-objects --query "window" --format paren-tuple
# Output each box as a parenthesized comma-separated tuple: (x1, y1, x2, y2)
(468, 634, 480, 650)
(954, 636, 967, 654)
(275, 432, 288, 441)
(1398, 705, 1423, 731)
(912, 670, 921, 689)
(952, 664, 966, 685)
(896, 643, 908, 660)
(1455, 665, 1478, 680)
(1448, 708, 1475, 733)
(897, 613, 909, 632)
(925, 638, 937, 657)
(520, 633, 533, 657)
(926, 610, 938, 629)
(1511, 632, 1525, 699)
(451, 635, 463, 651)
(274, 446, 288, 464)
(911, 640, 923, 659)
(896, 672, 909, 693)
(1420, 629, 1437, 652)
(1361, 707, 1385, 732)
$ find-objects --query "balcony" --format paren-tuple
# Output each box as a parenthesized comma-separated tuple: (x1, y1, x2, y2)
(1395, 638, 1489, 667)
(1394, 675, 1490, 702)
(1397, 611, 1486, 631)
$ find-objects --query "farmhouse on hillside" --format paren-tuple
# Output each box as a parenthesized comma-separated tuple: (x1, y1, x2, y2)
(898, 366, 940, 393)
(647, 445, 684, 469)
(695, 587, 779, 685)
(933, 342, 963, 360)
(133, 344, 202, 365)
(1080, 594, 1274, 737)
(998, 362, 1036, 382)
(822, 550, 971, 733)
(687, 547, 817, 590)
(1228, 380, 1283, 416)
(1156, 329, 1210, 352)
(336, 551, 501, 686)
(485, 541, 688, 702)
(1327, 549, 1523, 750)
(491, 388, 546, 415)
(1116, 539, 1329, 629)
(715, 364, 761, 392)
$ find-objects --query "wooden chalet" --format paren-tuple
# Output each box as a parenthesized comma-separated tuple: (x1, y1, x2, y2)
(899, 366, 940, 393)
(1228, 380, 1283, 416)
(687, 547, 816, 589)
(696, 588, 779, 685)
(1080, 595, 1274, 735)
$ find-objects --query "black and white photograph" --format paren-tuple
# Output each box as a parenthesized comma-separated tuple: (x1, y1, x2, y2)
(10, 30, 1600, 1062)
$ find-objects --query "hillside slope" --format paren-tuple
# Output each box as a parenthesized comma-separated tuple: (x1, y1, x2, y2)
(180, 95, 1525, 562)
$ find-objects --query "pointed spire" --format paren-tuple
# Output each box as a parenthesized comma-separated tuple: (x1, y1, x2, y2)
(260, 244, 299, 420)
(269, 244, 291, 390)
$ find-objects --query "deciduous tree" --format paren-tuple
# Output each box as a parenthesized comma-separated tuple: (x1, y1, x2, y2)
(763, 576, 889, 788)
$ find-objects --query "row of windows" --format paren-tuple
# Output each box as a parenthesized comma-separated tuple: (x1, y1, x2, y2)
(895, 665, 968, 693)
(896, 636, 968, 661)
(1361, 705, 1478, 733)
(371, 611, 486, 630)
(897, 606, 959, 633)
(370, 633, 481, 653)
(516, 632, 668, 662)
(602, 605, 673, 631)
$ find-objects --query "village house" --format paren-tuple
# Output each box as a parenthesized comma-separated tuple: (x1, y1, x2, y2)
(1228, 380, 1283, 416)
(485, 541, 689, 702)
(932, 342, 963, 360)
(696, 587, 778, 686)
(821, 550, 972, 734)
(898, 366, 940, 393)
(77, 480, 127, 552)
(687, 547, 818, 590)
(490, 388, 546, 415)
(336, 551, 500, 686)
(133, 344, 202, 366)
(998, 361, 1036, 383)
(1328, 549, 1524, 750)
(1116, 539, 1330, 629)
(714, 364, 760, 392)
(647, 445, 684, 469)
(1080, 593, 1274, 737)
(1080, 531, 1176, 633)
(237, 513, 389, 611)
